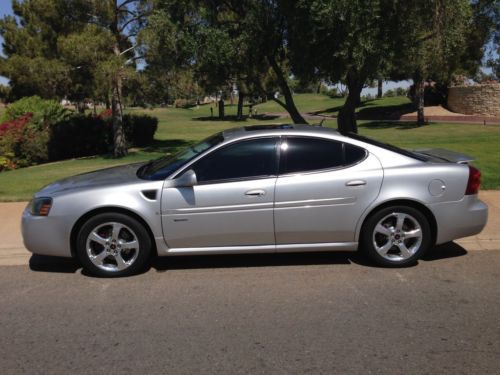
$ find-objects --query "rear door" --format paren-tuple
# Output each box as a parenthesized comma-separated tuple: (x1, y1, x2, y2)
(274, 136, 383, 246)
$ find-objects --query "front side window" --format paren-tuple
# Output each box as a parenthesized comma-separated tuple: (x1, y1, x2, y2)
(138, 133, 224, 180)
(191, 137, 278, 183)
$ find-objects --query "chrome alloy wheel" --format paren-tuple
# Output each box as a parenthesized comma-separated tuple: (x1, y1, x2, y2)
(372, 212, 423, 262)
(85, 222, 140, 272)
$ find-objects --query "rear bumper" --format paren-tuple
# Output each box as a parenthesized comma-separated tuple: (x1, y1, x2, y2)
(428, 195, 488, 245)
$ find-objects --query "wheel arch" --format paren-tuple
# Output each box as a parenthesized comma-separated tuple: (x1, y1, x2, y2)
(357, 199, 437, 246)
(70, 206, 157, 258)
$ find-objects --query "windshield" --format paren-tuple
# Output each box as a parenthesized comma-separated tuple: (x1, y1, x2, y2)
(138, 133, 224, 180)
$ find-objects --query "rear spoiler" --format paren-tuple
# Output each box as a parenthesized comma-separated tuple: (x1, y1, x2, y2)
(413, 148, 474, 164)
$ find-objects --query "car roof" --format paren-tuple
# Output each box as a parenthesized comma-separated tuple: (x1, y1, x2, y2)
(221, 124, 341, 140)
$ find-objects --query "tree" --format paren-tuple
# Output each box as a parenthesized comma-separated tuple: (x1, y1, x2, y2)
(80, 0, 152, 157)
(284, 0, 398, 133)
(0, 0, 152, 157)
(0, 0, 80, 100)
(394, 0, 475, 125)
(58, 24, 116, 111)
(147, 0, 307, 124)
(474, 0, 499, 80)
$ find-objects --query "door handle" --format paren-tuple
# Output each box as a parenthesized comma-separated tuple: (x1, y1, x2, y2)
(346, 180, 367, 187)
(245, 189, 266, 197)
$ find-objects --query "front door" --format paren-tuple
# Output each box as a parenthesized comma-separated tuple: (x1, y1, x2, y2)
(161, 137, 279, 249)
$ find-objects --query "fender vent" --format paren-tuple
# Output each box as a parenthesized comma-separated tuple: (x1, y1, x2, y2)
(141, 190, 158, 201)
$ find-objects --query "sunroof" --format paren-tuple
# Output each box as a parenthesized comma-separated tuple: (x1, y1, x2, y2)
(244, 124, 294, 131)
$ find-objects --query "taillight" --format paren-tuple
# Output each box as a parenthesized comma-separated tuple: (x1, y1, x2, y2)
(465, 165, 481, 195)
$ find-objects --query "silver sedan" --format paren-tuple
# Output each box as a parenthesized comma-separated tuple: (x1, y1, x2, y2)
(22, 125, 488, 276)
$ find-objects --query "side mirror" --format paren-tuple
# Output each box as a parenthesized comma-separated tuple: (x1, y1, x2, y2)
(164, 169, 198, 188)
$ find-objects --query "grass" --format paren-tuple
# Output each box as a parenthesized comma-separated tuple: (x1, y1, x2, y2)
(0, 94, 499, 201)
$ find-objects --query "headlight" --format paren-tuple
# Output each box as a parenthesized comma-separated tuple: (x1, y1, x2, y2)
(29, 197, 53, 216)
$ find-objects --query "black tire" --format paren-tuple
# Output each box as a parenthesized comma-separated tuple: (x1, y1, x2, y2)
(76, 212, 152, 277)
(360, 205, 432, 267)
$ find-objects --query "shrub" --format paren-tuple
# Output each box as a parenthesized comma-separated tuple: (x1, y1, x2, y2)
(48, 115, 111, 160)
(97, 108, 113, 119)
(122, 114, 158, 147)
(173, 98, 195, 108)
(383, 89, 396, 97)
(2, 96, 70, 130)
(0, 113, 49, 168)
(408, 82, 447, 106)
(0, 105, 158, 171)
(0, 155, 17, 172)
(48, 112, 158, 160)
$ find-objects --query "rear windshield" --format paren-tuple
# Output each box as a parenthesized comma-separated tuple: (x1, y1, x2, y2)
(345, 132, 428, 162)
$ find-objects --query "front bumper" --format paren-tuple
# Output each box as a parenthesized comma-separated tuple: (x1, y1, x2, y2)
(21, 208, 73, 257)
(428, 195, 488, 245)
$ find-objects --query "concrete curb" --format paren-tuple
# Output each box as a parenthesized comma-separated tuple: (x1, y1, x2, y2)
(1, 191, 499, 266)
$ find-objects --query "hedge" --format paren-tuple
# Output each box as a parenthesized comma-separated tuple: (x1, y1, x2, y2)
(1, 111, 158, 171)
(49, 113, 158, 160)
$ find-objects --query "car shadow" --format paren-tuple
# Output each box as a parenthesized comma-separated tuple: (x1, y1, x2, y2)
(152, 251, 356, 272)
(28, 242, 468, 276)
(29, 254, 81, 273)
(421, 241, 468, 261)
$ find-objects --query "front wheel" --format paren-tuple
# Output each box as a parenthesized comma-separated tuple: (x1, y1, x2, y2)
(76, 213, 152, 277)
(360, 206, 432, 267)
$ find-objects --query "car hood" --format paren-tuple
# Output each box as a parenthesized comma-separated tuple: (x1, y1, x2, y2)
(36, 163, 145, 196)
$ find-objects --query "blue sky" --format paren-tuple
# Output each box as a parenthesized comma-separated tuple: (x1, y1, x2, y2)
(0, 0, 12, 16)
(0, 0, 13, 85)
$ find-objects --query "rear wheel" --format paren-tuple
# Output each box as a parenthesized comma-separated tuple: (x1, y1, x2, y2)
(76, 213, 152, 277)
(361, 206, 431, 266)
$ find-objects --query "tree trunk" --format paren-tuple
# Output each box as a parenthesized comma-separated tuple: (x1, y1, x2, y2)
(267, 55, 307, 124)
(218, 98, 225, 119)
(76, 101, 85, 113)
(110, 2, 127, 157)
(337, 72, 364, 134)
(377, 79, 383, 99)
(416, 80, 425, 126)
(230, 87, 235, 105)
(111, 76, 127, 157)
(237, 93, 244, 120)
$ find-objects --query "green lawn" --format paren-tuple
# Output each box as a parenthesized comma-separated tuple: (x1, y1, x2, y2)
(253, 93, 412, 117)
(0, 94, 499, 201)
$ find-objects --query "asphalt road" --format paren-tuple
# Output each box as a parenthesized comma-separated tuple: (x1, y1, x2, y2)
(1, 244, 500, 374)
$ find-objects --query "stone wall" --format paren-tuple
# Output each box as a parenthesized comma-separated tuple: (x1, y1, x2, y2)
(448, 84, 500, 116)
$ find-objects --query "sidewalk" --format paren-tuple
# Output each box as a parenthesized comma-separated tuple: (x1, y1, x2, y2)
(1, 192, 499, 266)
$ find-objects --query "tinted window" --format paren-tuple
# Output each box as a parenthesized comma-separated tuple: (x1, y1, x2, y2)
(282, 137, 344, 174)
(192, 138, 278, 183)
(345, 132, 427, 161)
(139, 133, 224, 180)
(345, 143, 367, 165)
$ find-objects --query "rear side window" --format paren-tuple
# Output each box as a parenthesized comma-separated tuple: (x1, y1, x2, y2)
(192, 137, 278, 183)
(281, 137, 366, 174)
(345, 143, 367, 165)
